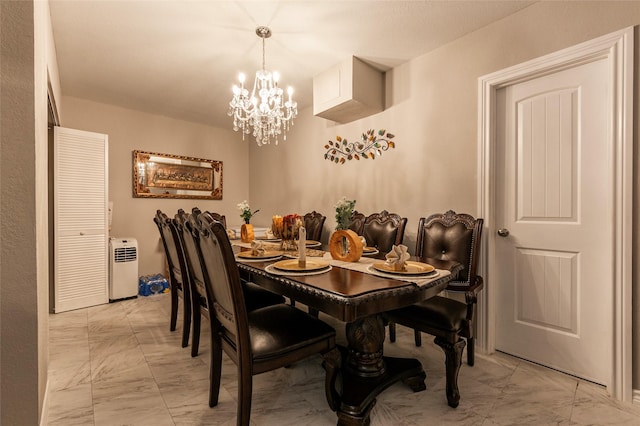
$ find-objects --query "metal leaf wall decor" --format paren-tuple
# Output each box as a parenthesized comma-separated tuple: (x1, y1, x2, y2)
(324, 129, 396, 164)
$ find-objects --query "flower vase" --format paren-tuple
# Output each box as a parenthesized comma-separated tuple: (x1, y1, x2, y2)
(240, 223, 254, 243)
(329, 230, 363, 262)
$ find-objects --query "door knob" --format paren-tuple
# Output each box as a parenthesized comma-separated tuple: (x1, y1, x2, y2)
(497, 228, 509, 237)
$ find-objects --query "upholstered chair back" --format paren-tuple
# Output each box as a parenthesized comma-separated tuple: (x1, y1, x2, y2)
(362, 210, 407, 254)
(415, 210, 483, 285)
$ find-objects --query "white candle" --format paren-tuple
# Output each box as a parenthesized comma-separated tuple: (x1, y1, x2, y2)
(238, 73, 245, 90)
(298, 226, 306, 267)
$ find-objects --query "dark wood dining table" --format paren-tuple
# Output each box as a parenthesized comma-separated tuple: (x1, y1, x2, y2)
(235, 248, 462, 426)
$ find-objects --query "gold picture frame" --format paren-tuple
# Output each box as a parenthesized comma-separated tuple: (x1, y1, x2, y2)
(133, 150, 223, 199)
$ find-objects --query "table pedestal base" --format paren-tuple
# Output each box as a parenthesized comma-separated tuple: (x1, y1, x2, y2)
(336, 314, 427, 426)
(337, 356, 426, 426)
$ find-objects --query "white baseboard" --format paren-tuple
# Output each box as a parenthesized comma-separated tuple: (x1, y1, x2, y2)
(633, 389, 640, 405)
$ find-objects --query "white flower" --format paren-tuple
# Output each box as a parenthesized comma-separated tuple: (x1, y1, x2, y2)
(237, 200, 259, 224)
(335, 196, 352, 210)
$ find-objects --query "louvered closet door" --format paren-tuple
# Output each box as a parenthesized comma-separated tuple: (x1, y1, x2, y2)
(54, 127, 109, 312)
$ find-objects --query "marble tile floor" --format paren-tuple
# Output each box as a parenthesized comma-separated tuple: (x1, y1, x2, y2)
(47, 294, 640, 426)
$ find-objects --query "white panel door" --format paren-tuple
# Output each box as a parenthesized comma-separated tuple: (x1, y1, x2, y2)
(494, 57, 611, 385)
(54, 126, 109, 312)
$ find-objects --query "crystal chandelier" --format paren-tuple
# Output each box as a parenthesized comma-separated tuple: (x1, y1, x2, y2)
(228, 26, 298, 146)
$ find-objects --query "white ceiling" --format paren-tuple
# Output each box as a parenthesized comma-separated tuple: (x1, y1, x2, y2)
(49, 1, 535, 128)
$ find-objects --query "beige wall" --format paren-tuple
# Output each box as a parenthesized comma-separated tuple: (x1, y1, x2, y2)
(248, 2, 640, 390)
(0, 0, 51, 423)
(36, 0, 52, 419)
(60, 97, 250, 276)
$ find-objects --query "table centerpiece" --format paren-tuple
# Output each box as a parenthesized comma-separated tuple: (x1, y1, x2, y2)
(330, 197, 363, 261)
(238, 200, 259, 242)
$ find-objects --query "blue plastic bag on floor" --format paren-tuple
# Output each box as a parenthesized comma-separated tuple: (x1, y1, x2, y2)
(138, 274, 169, 296)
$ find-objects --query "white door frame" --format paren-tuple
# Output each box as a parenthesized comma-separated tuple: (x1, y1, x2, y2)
(477, 27, 634, 401)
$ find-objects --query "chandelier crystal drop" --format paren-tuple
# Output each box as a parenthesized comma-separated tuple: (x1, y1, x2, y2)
(228, 26, 298, 146)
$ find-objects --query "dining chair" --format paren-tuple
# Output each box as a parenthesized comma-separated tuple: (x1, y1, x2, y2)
(193, 215, 341, 425)
(362, 210, 408, 254)
(173, 209, 209, 357)
(386, 210, 484, 408)
(153, 210, 192, 348)
(175, 208, 286, 357)
(303, 211, 326, 242)
(206, 212, 227, 228)
(348, 210, 365, 235)
(198, 209, 286, 310)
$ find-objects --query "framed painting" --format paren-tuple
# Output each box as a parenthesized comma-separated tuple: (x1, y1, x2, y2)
(133, 150, 222, 199)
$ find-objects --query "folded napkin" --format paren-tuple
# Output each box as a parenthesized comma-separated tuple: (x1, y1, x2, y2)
(265, 227, 274, 239)
(359, 236, 367, 247)
(384, 244, 410, 271)
(226, 229, 237, 240)
(250, 240, 266, 256)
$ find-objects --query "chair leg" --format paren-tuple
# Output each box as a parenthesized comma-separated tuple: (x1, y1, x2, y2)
(466, 336, 475, 366)
(464, 293, 478, 366)
(434, 336, 466, 408)
(414, 329, 422, 347)
(389, 321, 396, 342)
(322, 347, 342, 412)
(237, 362, 253, 426)
(209, 338, 222, 408)
(170, 285, 178, 332)
(191, 304, 201, 357)
(181, 291, 191, 348)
